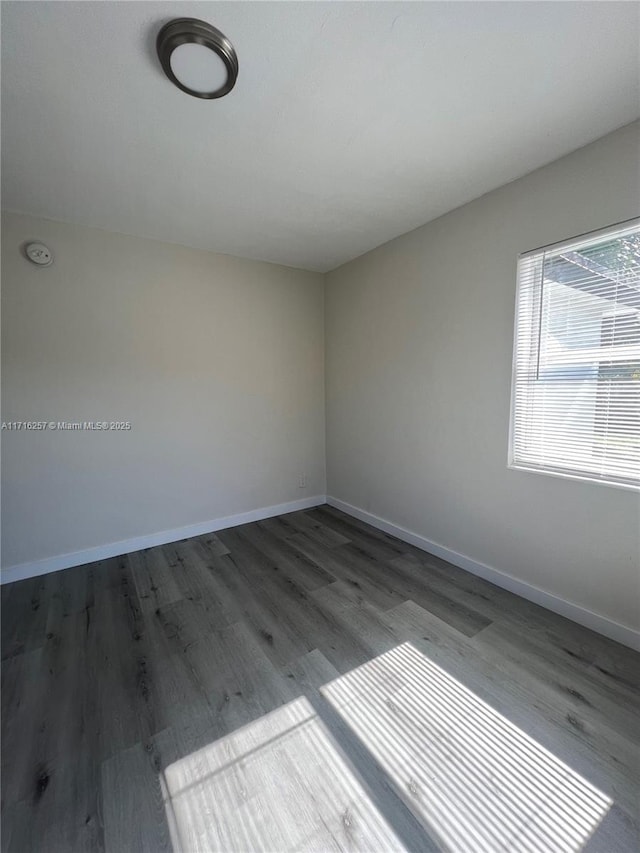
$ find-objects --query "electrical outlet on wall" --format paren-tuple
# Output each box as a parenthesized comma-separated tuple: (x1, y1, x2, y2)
(298, 473, 307, 489)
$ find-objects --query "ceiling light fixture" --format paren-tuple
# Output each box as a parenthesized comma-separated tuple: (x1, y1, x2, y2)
(156, 18, 238, 100)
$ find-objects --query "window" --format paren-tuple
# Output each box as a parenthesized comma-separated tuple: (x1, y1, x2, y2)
(509, 220, 640, 490)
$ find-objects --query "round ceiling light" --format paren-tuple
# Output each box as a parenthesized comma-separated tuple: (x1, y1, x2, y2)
(156, 18, 238, 99)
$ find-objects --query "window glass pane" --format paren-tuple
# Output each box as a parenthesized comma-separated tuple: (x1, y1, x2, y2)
(510, 222, 640, 489)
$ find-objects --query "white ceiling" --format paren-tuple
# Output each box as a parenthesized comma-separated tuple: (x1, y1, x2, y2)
(2, 2, 639, 272)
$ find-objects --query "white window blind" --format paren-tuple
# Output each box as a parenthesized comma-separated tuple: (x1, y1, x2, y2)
(509, 219, 640, 490)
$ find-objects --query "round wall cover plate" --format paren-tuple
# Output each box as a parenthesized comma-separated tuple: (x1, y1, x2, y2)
(25, 242, 53, 266)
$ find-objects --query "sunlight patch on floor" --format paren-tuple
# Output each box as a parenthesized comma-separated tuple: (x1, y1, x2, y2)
(162, 642, 612, 852)
(322, 641, 612, 852)
(162, 695, 405, 852)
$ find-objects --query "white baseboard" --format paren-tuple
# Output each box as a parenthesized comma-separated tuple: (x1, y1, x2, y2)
(326, 496, 640, 652)
(1, 495, 327, 586)
(5, 491, 638, 652)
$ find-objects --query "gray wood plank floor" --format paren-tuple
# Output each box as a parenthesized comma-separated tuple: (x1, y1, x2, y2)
(2, 505, 639, 852)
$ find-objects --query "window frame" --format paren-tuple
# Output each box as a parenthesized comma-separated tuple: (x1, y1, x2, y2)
(508, 218, 640, 492)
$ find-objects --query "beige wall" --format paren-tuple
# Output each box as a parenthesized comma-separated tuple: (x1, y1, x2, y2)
(325, 121, 640, 632)
(1, 213, 325, 569)
(3, 124, 639, 634)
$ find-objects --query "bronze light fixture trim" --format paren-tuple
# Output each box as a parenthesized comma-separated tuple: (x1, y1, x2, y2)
(156, 18, 239, 99)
